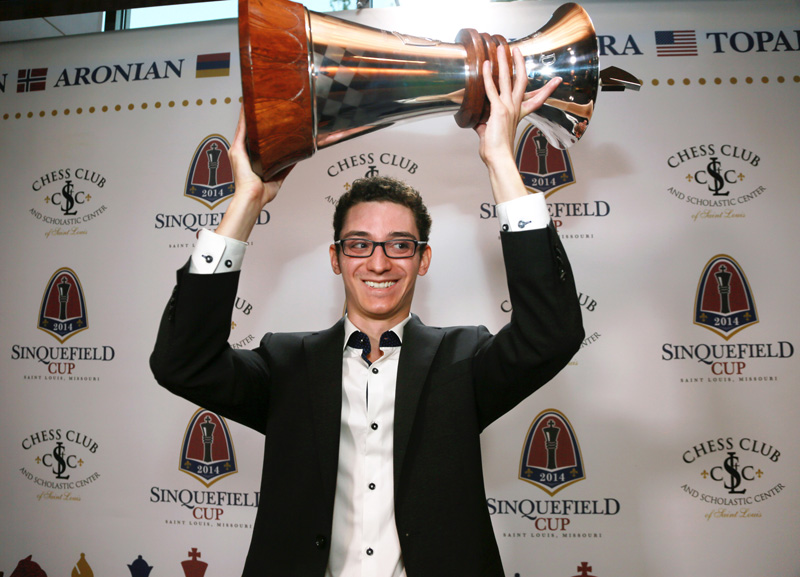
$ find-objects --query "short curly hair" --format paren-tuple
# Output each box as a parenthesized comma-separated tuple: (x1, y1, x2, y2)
(332, 175, 432, 243)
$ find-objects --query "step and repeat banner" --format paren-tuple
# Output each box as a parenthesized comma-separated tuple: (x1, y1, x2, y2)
(1, 1, 798, 576)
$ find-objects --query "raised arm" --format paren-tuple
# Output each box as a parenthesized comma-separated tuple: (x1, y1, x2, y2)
(474, 46, 561, 204)
(215, 106, 285, 242)
(150, 108, 281, 431)
(470, 47, 583, 428)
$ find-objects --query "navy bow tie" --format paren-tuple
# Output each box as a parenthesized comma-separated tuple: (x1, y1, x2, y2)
(346, 330, 401, 364)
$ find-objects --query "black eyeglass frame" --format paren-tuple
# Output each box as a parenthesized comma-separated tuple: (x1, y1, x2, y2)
(334, 238, 428, 259)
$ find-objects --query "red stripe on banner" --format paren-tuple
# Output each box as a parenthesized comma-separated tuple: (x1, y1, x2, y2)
(197, 52, 230, 63)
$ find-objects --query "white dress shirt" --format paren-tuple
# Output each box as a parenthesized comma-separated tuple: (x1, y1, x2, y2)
(187, 192, 550, 575)
(325, 315, 409, 577)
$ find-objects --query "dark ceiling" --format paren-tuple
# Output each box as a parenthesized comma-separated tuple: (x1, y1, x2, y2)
(0, 0, 219, 21)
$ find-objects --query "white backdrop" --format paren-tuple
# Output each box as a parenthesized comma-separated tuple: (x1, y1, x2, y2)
(1, 1, 798, 576)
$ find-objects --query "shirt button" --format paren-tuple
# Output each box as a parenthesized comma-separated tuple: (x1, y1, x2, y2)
(369, 483, 376, 490)
(366, 548, 374, 556)
(372, 367, 379, 374)
(371, 423, 378, 430)
(315, 535, 327, 549)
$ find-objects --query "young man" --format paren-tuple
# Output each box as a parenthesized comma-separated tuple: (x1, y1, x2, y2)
(151, 48, 584, 576)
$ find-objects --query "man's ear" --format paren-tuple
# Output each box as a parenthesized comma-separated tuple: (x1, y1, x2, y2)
(329, 244, 342, 275)
(417, 244, 432, 276)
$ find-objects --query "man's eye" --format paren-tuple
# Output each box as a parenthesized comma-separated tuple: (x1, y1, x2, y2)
(347, 240, 370, 250)
(391, 240, 413, 251)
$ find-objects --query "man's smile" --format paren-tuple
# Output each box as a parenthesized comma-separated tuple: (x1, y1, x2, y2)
(364, 280, 397, 289)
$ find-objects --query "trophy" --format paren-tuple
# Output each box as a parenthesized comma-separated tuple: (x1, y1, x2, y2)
(239, 0, 640, 181)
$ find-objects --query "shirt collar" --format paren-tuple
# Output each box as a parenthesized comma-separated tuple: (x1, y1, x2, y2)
(342, 314, 411, 352)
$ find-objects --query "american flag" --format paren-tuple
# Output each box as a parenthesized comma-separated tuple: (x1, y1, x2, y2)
(17, 68, 48, 92)
(655, 30, 698, 57)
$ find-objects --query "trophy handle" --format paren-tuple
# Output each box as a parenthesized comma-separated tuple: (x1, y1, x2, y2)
(453, 29, 511, 128)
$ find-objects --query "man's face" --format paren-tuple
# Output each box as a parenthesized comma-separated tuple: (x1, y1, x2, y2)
(330, 201, 431, 329)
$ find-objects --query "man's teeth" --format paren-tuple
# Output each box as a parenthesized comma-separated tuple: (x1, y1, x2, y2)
(365, 280, 396, 288)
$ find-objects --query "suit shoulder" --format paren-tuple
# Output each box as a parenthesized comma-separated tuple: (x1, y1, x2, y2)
(430, 324, 493, 350)
(259, 330, 319, 348)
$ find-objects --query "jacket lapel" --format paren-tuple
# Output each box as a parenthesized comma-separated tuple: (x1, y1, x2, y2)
(394, 314, 444, 484)
(303, 315, 444, 499)
(304, 319, 345, 501)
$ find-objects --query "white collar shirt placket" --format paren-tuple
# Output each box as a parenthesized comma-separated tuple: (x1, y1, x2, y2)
(327, 319, 407, 577)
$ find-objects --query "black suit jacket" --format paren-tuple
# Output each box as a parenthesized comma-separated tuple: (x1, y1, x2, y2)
(151, 225, 584, 577)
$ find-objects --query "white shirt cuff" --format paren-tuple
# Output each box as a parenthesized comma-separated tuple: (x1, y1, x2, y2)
(496, 193, 550, 232)
(189, 228, 248, 274)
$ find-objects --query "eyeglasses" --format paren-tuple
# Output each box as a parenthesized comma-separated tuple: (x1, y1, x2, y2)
(335, 238, 427, 259)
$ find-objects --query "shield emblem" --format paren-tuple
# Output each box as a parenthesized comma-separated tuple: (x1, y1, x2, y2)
(37, 268, 88, 343)
(519, 409, 585, 496)
(694, 254, 758, 340)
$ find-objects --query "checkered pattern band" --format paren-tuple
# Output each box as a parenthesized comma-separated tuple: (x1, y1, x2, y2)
(313, 44, 385, 135)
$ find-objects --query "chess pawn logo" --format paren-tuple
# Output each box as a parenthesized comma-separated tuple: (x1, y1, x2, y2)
(70, 553, 92, 577)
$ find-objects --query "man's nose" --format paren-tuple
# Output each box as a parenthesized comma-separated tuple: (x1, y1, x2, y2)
(366, 244, 392, 271)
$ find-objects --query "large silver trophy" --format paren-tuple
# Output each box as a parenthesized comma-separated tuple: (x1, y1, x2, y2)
(239, 0, 640, 181)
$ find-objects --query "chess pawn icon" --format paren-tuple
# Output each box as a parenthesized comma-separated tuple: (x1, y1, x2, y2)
(128, 556, 153, 577)
(71, 553, 92, 577)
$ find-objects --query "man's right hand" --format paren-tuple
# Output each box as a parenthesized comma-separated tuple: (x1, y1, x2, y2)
(474, 47, 561, 205)
(216, 106, 285, 241)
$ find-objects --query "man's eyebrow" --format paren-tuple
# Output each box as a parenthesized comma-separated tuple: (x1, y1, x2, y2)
(341, 231, 418, 239)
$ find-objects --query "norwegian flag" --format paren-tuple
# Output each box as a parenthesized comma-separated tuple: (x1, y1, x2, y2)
(17, 68, 48, 92)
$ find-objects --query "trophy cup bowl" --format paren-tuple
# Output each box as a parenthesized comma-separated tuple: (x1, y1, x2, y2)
(239, 0, 634, 181)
